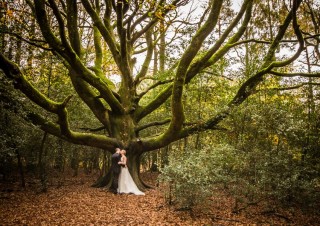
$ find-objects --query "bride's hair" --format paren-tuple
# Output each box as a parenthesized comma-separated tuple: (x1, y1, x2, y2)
(122, 149, 126, 155)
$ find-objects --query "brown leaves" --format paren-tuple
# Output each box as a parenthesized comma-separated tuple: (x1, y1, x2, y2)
(0, 172, 319, 225)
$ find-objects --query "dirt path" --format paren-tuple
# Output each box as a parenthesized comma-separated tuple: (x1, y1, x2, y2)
(1, 173, 319, 225)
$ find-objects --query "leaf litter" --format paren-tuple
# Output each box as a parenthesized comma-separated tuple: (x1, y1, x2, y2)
(0, 172, 319, 225)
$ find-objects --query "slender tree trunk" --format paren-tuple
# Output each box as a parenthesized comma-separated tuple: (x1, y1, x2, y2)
(0, 1, 7, 53)
(153, 28, 159, 75)
(160, 145, 170, 168)
(16, 149, 25, 188)
(151, 151, 158, 172)
(71, 148, 79, 177)
(56, 139, 64, 172)
(305, 47, 315, 161)
(183, 137, 188, 151)
(12, 24, 24, 187)
(37, 53, 53, 191)
(15, 33, 22, 64)
(159, 19, 165, 72)
(195, 75, 203, 149)
(38, 132, 48, 192)
(27, 17, 35, 69)
(267, 0, 274, 41)
(100, 150, 106, 177)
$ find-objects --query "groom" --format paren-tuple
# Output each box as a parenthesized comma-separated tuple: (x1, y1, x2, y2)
(110, 148, 122, 194)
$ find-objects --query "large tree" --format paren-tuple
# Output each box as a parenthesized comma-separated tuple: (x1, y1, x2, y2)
(0, 0, 319, 188)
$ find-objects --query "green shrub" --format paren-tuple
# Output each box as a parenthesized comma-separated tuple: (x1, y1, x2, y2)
(159, 144, 238, 209)
(159, 143, 320, 211)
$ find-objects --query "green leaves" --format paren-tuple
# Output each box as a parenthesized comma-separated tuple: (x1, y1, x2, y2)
(159, 144, 238, 209)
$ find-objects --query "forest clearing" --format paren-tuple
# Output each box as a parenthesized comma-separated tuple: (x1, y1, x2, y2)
(1, 171, 319, 225)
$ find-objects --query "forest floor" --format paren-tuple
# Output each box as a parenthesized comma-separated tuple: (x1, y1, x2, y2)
(0, 172, 319, 226)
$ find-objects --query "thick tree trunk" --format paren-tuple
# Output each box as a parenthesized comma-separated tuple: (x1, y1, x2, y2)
(91, 111, 150, 188)
(126, 151, 146, 189)
(92, 143, 149, 189)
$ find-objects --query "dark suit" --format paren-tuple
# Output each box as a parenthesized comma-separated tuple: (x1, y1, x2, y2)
(110, 152, 121, 193)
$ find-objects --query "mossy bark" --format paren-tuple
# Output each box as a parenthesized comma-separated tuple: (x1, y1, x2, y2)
(93, 113, 148, 189)
(92, 145, 147, 189)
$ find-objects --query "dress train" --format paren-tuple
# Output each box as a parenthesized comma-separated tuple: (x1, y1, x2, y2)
(118, 167, 145, 195)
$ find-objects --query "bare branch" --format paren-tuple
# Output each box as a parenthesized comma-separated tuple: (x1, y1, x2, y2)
(138, 79, 174, 99)
(260, 83, 320, 91)
(0, 31, 52, 50)
(269, 71, 320, 77)
(131, 0, 181, 43)
(34, 0, 65, 54)
(47, 0, 71, 51)
(135, 118, 171, 133)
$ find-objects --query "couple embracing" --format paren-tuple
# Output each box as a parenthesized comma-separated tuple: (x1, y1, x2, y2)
(110, 148, 145, 195)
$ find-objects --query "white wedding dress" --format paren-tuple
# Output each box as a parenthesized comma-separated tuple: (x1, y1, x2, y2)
(118, 156, 145, 195)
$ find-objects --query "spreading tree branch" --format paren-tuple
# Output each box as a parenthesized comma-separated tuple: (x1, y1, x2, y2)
(134, 30, 154, 83)
(135, 118, 171, 134)
(28, 112, 118, 150)
(260, 82, 320, 91)
(140, 0, 304, 151)
(135, 0, 252, 123)
(66, 0, 82, 56)
(81, 0, 120, 64)
(138, 79, 174, 99)
(0, 53, 119, 150)
(160, 0, 224, 141)
(34, 0, 125, 114)
(0, 31, 51, 50)
(269, 71, 320, 77)
(0, 53, 60, 113)
(186, 0, 253, 83)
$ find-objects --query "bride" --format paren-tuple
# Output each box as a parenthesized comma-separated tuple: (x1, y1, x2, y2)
(118, 149, 145, 195)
